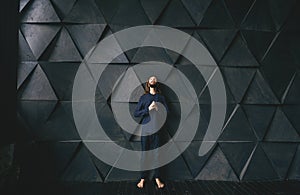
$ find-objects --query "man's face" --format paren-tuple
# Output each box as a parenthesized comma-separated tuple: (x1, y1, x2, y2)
(148, 76, 157, 85)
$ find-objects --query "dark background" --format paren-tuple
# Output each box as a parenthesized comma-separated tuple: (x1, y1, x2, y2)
(0, 0, 18, 191)
(2, 0, 300, 187)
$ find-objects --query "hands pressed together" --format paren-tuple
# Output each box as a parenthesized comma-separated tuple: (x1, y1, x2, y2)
(148, 101, 158, 111)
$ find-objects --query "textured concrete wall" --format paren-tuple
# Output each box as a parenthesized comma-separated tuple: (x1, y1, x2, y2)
(17, 0, 300, 182)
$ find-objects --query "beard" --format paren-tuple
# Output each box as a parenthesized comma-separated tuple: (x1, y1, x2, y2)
(149, 83, 157, 88)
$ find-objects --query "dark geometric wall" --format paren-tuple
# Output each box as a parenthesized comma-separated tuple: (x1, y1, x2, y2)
(17, 0, 300, 183)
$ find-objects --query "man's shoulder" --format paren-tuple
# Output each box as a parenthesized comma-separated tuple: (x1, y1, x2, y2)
(140, 93, 148, 99)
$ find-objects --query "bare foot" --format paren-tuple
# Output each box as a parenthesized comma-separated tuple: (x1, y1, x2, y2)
(137, 179, 145, 188)
(155, 178, 164, 189)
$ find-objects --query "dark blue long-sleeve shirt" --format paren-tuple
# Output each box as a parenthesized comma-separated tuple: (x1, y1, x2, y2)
(134, 93, 168, 132)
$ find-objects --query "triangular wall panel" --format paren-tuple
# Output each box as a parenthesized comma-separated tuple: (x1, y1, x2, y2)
(161, 148, 194, 180)
(41, 27, 82, 62)
(223, 0, 254, 25)
(264, 108, 300, 142)
(51, 0, 77, 20)
(156, 0, 195, 27)
(262, 143, 298, 179)
(96, 65, 128, 100)
(260, 31, 298, 101)
(219, 105, 257, 141)
(131, 47, 174, 64)
(199, 0, 235, 28)
(176, 64, 213, 97)
(140, 0, 169, 24)
(219, 142, 256, 180)
(196, 146, 239, 181)
(19, 0, 31, 12)
(241, 30, 276, 62)
(283, 0, 300, 31)
(268, 0, 296, 30)
(93, 0, 122, 23)
(241, 0, 276, 31)
(181, 141, 215, 177)
(288, 144, 300, 180)
(39, 62, 80, 100)
(96, 102, 127, 142)
(181, 0, 212, 25)
(220, 67, 256, 103)
(20, 24, 60, 59)
(282, 105, 300, 136)
(110, 0, 151, 26)
(42, 101, 80, 140)
(242, 105, 276, 141)
(63, 0, 106, 24)
(220, 33, 259, 67)
(66, 24, 106, 57)
(61, 144, 102, 182)
(17, 61, 37, 89)
(21, 0, 60, 23)
(198, 29, 237, 62)
(18, 65, 58, 100)
(242, 70, 279, 104)
(17, 100, 58, 139)
(242, 144, 280, 180)
(19, 30, 36, 61)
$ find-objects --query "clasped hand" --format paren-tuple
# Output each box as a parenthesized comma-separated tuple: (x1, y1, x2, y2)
(148, 101, 158, 111)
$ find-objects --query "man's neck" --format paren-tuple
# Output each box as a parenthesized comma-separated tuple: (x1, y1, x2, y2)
(150, 88, 156, 95)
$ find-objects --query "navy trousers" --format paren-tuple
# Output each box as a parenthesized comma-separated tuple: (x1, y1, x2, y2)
(140, 132, 160, 179)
